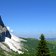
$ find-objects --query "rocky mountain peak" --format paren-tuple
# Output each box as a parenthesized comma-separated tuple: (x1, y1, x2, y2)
(0, 16, 11, 42)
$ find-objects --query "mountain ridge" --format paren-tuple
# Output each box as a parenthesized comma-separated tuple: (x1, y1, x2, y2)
(0, 16, 27, 54)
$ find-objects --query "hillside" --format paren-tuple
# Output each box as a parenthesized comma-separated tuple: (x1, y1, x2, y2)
(0, 38, 38, 56)
(21, 38, 56, 56)
(0, 37, 56, 56)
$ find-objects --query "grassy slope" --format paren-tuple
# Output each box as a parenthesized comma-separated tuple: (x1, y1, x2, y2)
(48, 41, 56, 56)
(22, 38, 56, 56)
(22, 38, 38, 56)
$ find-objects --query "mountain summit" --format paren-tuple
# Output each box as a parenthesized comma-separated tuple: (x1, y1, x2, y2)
(0, 16, 27, 54)
(0, 16, 11, 42)
(0, 16, 5, 27)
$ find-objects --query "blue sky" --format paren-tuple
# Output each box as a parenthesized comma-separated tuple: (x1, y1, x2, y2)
(0, 0, 56, 38)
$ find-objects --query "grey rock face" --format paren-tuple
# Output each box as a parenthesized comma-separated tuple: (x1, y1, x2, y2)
(0, 16, 11, 42)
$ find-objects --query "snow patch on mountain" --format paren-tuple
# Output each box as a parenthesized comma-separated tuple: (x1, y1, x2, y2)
(4, 33, 27, 54)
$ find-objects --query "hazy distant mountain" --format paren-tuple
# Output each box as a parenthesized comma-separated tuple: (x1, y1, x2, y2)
(46, 38, 56, 41)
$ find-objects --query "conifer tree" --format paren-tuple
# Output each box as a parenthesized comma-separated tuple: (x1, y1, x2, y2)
(37, 34, 50, 56)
